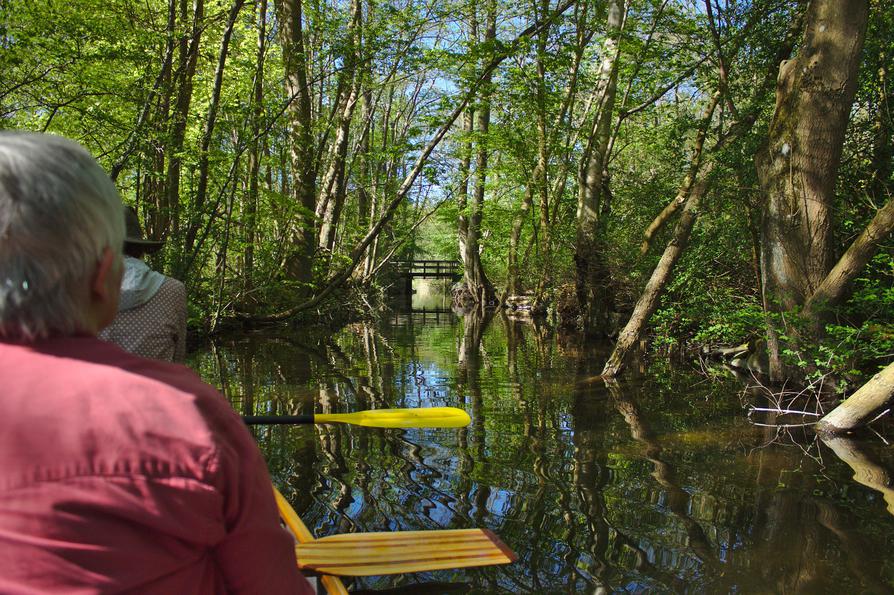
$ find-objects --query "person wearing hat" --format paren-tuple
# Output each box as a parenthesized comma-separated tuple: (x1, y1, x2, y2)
(98, 206, 187, 362)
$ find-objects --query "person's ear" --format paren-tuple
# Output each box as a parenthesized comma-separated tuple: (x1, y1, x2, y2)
(91, 246, 118, 301)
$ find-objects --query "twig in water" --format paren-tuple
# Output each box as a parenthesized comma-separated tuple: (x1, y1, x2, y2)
(748, 407, 822, 416)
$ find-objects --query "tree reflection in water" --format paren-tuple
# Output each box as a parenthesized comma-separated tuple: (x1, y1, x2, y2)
(190, 314, 894, 593)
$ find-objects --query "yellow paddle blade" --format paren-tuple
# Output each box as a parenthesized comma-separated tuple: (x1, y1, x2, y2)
(314, 407, 471, 428)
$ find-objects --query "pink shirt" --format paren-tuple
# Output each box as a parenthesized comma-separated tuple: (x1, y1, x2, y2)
(0, 336, 312, 594)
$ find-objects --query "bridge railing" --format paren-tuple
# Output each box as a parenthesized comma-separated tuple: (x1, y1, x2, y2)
(391, 260, 461, 277)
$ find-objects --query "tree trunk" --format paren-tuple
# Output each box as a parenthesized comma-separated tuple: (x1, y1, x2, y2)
(318, 0, 363, 255)
(276, 0, 318, 291)
(165, 0, 204, 245)
(639, 114, 711, 255)
(574, 0, 624, 332)
(243, 0, 268, 295)
(816, 361, 894, 434)
(507, 170, 536, 298)
(803, 197, 894, 321)
(457, 100, 474, 295)
(756, 0, 870, 380)
(602, 168, 713, 378)
(180, 0, 245, 278)
(458, 0, 495, 305)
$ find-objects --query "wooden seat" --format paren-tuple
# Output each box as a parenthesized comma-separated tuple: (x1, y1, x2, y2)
(274, 488, 517, 593)
(294, 528, 517, 576)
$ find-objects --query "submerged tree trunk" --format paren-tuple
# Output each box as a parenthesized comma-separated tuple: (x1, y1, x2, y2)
(818, 434, 894, 515)
(756, 0, 869, 380)
(574, 0, 624, 332)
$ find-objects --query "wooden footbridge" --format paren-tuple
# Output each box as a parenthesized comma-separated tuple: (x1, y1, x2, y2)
(392, 260, 461, 279)
(390, 260, 461, 295)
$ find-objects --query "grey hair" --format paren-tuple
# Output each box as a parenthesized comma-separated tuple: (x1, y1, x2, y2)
(0, 132, 124, 341)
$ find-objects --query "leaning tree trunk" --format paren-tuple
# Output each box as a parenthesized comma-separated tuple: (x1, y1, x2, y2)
(803, 197, 894, 321)
(816, 361, 894, 434)
(602, 167, 713, 378)
(574, 0, 624, 332)
(602, 2, 806, 378)
(756, 0, 870, 381)
(601, 90, 720, 377)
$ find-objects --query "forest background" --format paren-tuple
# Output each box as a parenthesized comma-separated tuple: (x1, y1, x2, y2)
(1, 0, 892, 398)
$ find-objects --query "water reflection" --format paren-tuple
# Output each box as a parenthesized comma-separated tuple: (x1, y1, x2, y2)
(189, 313, 894, 593)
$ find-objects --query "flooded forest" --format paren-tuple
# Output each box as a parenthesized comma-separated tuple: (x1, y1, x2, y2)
(4, 0, 894, 591)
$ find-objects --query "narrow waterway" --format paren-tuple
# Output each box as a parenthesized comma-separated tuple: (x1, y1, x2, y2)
(190, 307, 894, 593)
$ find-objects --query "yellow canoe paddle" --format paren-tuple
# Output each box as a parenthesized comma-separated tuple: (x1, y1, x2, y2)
(244, 406, 471, 428)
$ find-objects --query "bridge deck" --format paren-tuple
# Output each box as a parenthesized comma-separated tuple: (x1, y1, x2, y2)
(392, 260, 461, 278)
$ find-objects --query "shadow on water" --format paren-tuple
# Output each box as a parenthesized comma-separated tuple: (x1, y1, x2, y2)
(189, 310, 894, 593)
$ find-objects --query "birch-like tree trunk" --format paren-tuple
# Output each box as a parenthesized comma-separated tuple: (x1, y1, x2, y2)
(318, 0, 363, 255)
(574, 0, 624, 332)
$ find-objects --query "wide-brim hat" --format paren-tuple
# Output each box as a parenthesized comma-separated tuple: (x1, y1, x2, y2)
(124, 206, 165, 254)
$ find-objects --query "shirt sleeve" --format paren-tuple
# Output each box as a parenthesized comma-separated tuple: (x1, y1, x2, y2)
(211, 404, 314, 594)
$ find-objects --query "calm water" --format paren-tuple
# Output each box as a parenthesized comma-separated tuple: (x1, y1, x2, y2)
(190, 309, 894, 594)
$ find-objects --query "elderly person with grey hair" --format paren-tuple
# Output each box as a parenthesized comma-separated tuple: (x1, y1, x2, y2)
(0, 132, 311, 594)
(98, 206, 187, 362)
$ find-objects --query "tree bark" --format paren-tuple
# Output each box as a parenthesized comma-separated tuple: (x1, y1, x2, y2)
(803, 197, 894, 321)
(816, 361, 894, 434)
(574, 0, 624, 331)
(458, 0, 495, 305)
(318, 0, 363, 255)
(244, 0, 268, 294)
(180, 0, 245, 278)
(602, 167, 713, 378)
(165, 0, 204, 244)
(276, 0, 318, 291)
(756, 0, 870, 379)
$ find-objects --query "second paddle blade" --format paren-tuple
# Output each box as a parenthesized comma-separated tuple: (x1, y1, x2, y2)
(317, 407, 471, 428)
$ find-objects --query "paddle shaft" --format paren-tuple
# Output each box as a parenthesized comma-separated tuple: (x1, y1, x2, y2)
(242, 406, 471, 428)
(244, 414, 314, 425)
